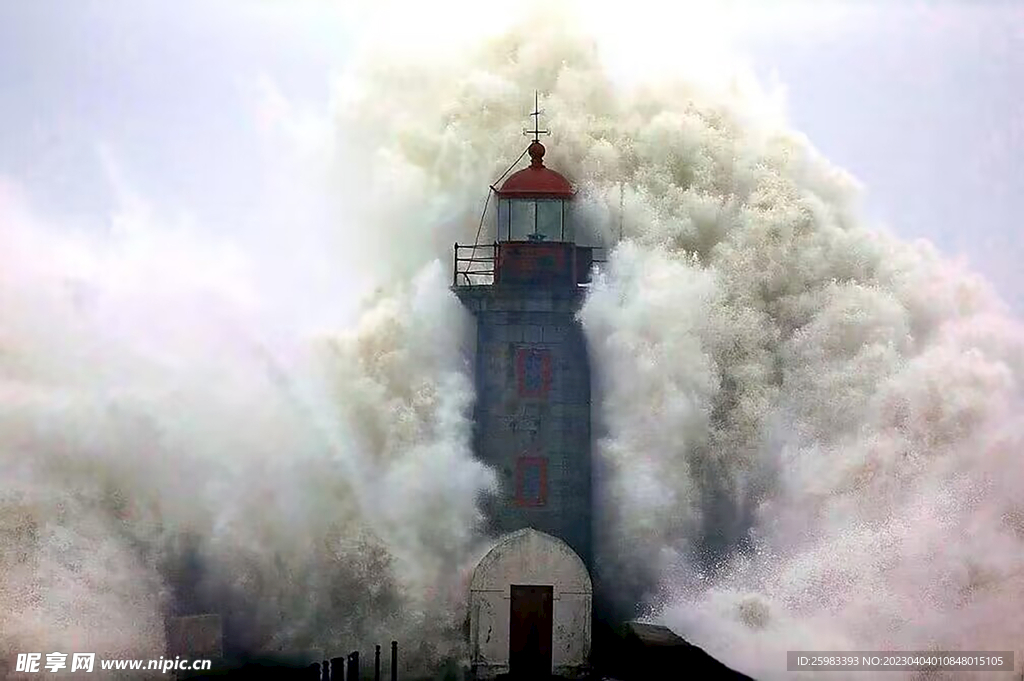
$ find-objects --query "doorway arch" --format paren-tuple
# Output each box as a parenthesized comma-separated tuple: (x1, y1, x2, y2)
(469, 528, 592, 678)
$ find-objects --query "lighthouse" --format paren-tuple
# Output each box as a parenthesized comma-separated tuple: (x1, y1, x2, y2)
(454, 96, 597, 679)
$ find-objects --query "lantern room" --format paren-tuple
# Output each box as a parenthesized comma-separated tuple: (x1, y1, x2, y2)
(453, 98, 602, 289)
(495, 140, 574, 243)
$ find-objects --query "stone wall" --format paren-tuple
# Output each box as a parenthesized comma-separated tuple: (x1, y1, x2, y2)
(455, 285, 593, 569)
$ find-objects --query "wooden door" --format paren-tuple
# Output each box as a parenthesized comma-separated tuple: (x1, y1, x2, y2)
(509, 584, 553, 678)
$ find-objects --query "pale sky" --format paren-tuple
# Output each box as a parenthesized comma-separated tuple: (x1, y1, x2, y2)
(1, 1, 1021, 312)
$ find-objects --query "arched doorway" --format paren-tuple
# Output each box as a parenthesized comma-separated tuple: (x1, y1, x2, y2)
(469, 529, 592, 679)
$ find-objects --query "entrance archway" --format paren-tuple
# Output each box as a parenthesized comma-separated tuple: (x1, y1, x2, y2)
(469, 529, 591, 679)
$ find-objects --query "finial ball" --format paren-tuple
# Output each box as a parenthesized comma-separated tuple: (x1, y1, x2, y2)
(528, 140, 546, 166)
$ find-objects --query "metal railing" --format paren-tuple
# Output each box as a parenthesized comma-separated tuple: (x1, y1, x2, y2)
(453, 243, 496, 286)
(452, 242, 608, 288)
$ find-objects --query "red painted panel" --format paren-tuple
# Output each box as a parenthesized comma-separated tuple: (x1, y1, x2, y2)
(516, 348, 552, 398)
(514, 456, 548, 507)
(496, 242, 574, 286)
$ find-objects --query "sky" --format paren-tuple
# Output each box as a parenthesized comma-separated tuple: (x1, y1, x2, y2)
(0, 0, 1021, 312)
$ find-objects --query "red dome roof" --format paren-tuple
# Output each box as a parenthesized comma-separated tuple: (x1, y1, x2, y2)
(497, 141, 574, 199)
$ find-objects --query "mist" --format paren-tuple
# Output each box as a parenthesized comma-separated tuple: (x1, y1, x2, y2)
(2, 5, 1023, 680)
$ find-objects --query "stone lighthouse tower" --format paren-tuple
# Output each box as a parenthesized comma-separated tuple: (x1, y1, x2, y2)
(454, 98, 597, 679)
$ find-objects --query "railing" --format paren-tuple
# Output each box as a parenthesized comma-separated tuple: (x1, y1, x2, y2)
(453, 243, 497, 287)
(454, 242, 608, 288)
(305, 640, 398, 681)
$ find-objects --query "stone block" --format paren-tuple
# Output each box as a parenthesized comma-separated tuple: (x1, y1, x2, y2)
(542, 325, 566, 343)
(524, 297, 554, 312)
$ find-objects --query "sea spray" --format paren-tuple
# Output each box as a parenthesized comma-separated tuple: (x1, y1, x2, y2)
(2, 8, 1024, 681)
(0, 165, 492, 672)
(334, 15, 1024, 679)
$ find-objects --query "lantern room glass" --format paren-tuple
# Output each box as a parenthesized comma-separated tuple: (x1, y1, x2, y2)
(510, 199, 536, 241)
(536, 201, 561, 241)
(497, 198, 566, 242)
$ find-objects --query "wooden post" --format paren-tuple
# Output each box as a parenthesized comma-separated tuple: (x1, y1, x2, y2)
(308, 662, 320, 680)
(331, 656, 345, 680)
(348, 651, 359, 680)
(322, 660, 330, 681)
(374, 645, 381, 681)
(390, 641, 398, 681)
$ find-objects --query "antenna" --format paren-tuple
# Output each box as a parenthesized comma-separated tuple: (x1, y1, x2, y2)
(523, 90, 550, 142)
